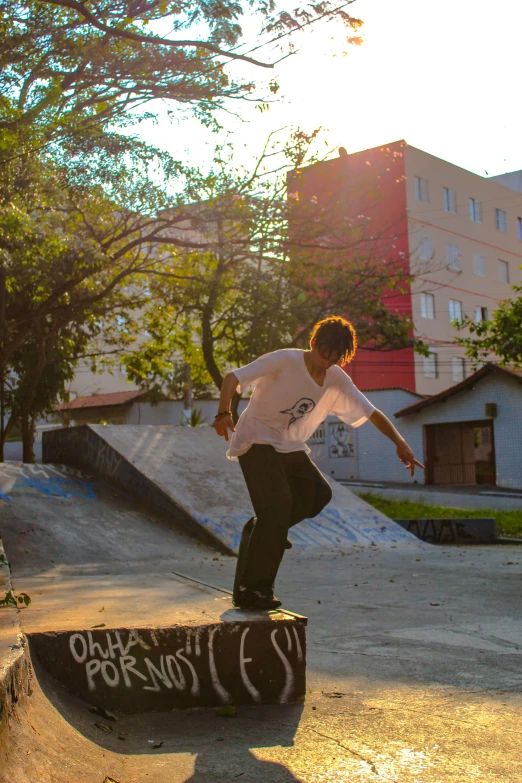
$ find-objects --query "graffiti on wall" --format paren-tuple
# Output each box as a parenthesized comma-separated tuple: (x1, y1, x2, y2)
(42, 426, 417, 555)
(0, 462, 96, 501)
(44, 427, 123, 479)
(327, 421, 354, 459)
(43, 427, 179, 522)
(32, 623, 306, 711)
(196, 502, 415, 554)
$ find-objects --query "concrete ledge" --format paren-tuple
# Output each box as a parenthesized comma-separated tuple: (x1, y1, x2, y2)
(394, 518, 497, 544)
(0, 539, 30, 756)
(28, 615, 306, 713)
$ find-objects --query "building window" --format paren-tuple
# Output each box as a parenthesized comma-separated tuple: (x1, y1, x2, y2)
(469, 197, 482, 223)
(498, 259, 510, 284)
(495, 208, 507, 232)
(452, 357, 466, 382)
(518, 217, 522, 240)
(443, 187, 457, 213)
(472, 252, 486, 277)
(414, 176, 430, 203)
(418, 234, 433, 261)
(420, 292, 435, 319)
(423, 352, 438, 379)
(446, 243, 461, 271)
(474, 306, 488, 323)
(449, 298, 463, 322)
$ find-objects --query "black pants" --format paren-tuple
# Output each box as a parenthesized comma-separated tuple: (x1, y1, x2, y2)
(237, 444, 333, 590)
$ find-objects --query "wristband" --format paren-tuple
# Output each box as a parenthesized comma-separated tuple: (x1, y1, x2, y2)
(214, 411, 232, 420)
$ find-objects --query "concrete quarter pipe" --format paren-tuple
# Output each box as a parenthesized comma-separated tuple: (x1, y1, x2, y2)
(43, 424, 419, 554)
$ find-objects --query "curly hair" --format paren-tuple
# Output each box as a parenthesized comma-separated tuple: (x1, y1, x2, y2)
(310, 316, 357, 364)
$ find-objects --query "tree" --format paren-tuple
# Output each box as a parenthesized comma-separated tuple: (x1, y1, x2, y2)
(456, 285, 522, 368)
(0, 0, 364, 459)
(3, 326, 81, 462)
(123, 130, 426, 418)
(1, 0, 363, 138)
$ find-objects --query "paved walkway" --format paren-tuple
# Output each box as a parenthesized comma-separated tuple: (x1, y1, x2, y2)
(344, 480, 522, 511)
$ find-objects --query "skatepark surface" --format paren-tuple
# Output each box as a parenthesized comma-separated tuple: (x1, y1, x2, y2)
(42, 425, 420, 553)
(1, 454, 522, 781)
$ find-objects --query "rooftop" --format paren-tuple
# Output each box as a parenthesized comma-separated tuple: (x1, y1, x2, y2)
(394, 364, 522, 418)
(57, 390, 144, 411)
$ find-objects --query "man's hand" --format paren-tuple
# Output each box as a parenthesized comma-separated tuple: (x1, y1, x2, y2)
(369, 410, 424, 478)
(213, 413, 235, 442)
(396, 440, 424, 477)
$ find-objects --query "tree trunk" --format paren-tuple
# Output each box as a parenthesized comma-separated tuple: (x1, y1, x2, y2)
(183, 362, 193, 411)
(0, 262, 5, 463)
(200, 219, 228, 392)
(0, 374, 4, 463)
(201, 303, 224, 390)
(21, 413, 36, 464)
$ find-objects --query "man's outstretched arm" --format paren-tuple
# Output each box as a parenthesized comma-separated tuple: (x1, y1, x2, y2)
(369, 409, 424, 477)
(212, 372, 239, 441)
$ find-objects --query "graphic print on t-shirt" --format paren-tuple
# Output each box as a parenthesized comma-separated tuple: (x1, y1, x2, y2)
(280, 397, 316, 427)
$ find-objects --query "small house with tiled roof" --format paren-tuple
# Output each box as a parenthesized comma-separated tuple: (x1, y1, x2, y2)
(56, 390, 149, 426)
(309, 365, 522, 489)
(393, 364, 522, 489)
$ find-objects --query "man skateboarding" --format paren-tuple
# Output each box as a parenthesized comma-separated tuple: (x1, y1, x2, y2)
(213, 316, 423, 609)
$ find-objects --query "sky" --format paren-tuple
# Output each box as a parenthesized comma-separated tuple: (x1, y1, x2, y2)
(129, 0, 522, 179)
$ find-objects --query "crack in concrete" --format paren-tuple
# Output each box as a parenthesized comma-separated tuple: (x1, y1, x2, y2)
(312, 647, 406, 661)
(308, 726, 478, 779)
(308, 727, 383, 778)
(320, 701, 522, 736)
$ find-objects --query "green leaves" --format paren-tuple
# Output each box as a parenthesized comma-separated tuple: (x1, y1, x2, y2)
(0, 590, 32, 607)
(456, 285, 522, 368)
(123, 130, 421, 401)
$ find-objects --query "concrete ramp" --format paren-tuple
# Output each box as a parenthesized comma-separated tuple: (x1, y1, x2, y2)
(43, 425, 419, 554)
(0, 462, 307, 724)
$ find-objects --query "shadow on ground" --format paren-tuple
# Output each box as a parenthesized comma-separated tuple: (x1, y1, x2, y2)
(2, 651, 305, 783)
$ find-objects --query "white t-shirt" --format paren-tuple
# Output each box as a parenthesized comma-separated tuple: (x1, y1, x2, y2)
(227, 348, 375, 460)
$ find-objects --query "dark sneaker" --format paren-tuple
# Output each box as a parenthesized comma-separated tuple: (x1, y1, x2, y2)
(233, 586, 282, 610)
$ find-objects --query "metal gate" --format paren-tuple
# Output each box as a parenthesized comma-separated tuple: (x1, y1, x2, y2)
(425, 420, 496, 486)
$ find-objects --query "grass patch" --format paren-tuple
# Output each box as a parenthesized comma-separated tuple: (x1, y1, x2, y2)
(358, 492, 522, 539)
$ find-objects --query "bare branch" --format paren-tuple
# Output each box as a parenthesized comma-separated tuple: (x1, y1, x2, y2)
(43, 0, 274, 68)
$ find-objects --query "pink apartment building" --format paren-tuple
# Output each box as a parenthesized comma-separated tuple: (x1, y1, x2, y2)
(291, 142, 522, 395)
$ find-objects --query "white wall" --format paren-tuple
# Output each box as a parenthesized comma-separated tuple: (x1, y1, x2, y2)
(358, 389, 426, 484)
(126, 399, 248, 426)
(312, 378, 522, 489)
(310, 388, 424, 483)
(395, 373, 522, 489)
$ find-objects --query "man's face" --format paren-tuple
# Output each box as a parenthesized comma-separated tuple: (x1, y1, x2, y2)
(310, 340, 343, 370)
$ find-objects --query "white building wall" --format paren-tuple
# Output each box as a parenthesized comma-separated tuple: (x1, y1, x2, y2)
(404, 145, 522, 396)
(126, 399, 248, 426)
(309, 389, 424, 484)
(311, 378, 522, 489)
(490, 170, 522, 193)
(68, 360, 137, 397)
(357, 389, 425, 484)
(395, 373, 522, 490)
(308, 418, 360, 482)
